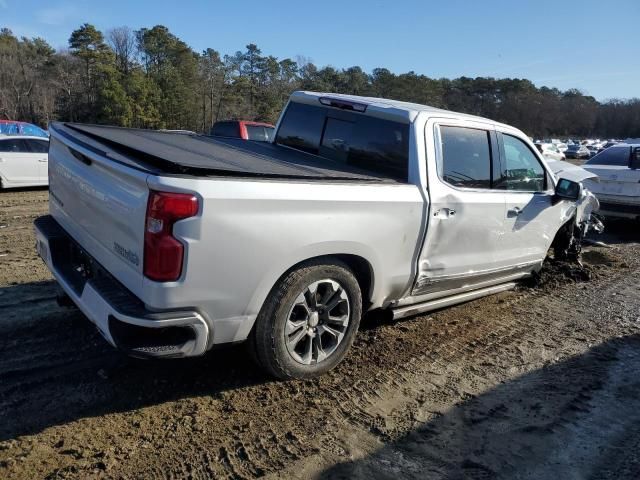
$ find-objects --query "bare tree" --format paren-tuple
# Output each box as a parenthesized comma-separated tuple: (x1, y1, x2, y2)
(107, 26, 136, 74)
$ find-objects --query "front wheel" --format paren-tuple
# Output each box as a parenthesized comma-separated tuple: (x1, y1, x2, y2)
(250, 260, 362, 380)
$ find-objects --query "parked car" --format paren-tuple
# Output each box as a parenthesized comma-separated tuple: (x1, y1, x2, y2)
(586, 145, 600, 157)
(0, 120, 49, 138)
(35, 91, 600, 379)
(0, 135, 49, 189)
(210, 120, 275, 142)
(583, 144, 640, 219)
(535, 142, 566, 161)
(564, 144, 591, 159)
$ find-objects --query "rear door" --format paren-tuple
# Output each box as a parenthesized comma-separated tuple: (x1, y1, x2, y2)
(497, 132, 563, 266)
(414, 119, 507, 296)
(0, 138, 39, 186)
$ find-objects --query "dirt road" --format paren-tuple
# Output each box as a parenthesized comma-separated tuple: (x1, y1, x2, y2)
(1, 189, 640, 479)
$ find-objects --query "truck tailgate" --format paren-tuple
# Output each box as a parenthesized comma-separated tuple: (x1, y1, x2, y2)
(47, 130, 150, 296)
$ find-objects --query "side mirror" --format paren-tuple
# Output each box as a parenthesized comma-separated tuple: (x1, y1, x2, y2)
(555, 178, 581, 201)
(630, 147, 640, 170)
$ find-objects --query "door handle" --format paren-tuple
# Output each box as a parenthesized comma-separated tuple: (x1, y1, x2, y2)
(38, 158, 48, 162)
(434, 208, 456, 219)
(507, 207, 522, 218)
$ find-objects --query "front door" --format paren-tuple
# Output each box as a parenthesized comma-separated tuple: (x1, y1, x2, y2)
(414, 120, 507, 296)
(496, 131, 564, 266)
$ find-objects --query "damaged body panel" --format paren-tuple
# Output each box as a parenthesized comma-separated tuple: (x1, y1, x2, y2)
(410, 122, 601, 299)
(35, 90, 600, 379)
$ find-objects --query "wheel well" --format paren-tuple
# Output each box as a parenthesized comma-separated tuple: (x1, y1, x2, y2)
(550, 215, 580, 260)
(285, 254, 374, 308)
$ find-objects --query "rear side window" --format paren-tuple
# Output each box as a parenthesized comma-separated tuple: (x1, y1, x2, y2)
(276, 102, 409, 181)
(439, 126, 492, 188)
(0, 139, 29, 153)
(586, 146, 630, 166)
(25, 139, 49, 153)
(211, 122, 240, 138)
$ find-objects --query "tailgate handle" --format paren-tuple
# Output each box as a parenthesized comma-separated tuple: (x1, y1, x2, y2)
(69, 147, 92, 166)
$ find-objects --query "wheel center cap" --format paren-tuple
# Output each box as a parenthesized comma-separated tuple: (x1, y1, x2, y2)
(308, 311, 319, 327)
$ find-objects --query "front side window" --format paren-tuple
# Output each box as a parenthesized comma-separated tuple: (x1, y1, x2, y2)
(0, 139, 29, 153)
(438, 126, 492, 189)
(496, 134, 546, 191)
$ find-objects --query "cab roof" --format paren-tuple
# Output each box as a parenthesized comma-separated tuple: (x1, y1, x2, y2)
(291, 91, 513, 129)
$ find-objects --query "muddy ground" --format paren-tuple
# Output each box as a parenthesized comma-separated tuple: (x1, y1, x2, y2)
(1, 188, 639, 480)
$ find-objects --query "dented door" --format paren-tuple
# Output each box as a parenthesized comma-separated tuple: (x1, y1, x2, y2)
(413, 119, 508, 296)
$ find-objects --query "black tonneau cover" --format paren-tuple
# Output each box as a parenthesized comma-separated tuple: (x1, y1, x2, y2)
(51, 122, 394, 182)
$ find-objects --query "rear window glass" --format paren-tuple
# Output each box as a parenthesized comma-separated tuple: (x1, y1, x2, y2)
(585, 146, 630, 166)
(276, 102, 409, 181)
(439, 126, 492, 188)
(211, 122, 240, 138)
(246, 125, 270, 142)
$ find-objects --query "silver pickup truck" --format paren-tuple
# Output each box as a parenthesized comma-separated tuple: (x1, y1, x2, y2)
(35, 91, 599, 379)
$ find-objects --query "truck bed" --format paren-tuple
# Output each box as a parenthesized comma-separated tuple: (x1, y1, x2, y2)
(50, 122, 394, 182)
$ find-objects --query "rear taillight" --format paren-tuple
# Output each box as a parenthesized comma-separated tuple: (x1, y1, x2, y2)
(144, 191, 199, 282)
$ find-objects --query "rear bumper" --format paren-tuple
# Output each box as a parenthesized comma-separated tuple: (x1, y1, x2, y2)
(593, 195, 640, 219)
(34, 215, 210, 358)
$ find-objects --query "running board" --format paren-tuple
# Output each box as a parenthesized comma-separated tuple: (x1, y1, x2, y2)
(391, 282, 517, 320)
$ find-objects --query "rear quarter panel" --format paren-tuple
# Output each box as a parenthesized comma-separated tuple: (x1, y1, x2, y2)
(144, 175, 425, 343)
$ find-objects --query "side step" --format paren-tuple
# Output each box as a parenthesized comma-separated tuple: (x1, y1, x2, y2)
(391, 282, 517, 320)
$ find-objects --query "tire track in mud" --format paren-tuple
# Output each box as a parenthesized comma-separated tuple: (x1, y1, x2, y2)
(276, 251, 640, 478)
(1, 188, 640, 479)
(0, 189, 51, 286)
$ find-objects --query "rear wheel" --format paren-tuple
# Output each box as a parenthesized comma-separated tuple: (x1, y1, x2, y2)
(250, 260, 362, 380)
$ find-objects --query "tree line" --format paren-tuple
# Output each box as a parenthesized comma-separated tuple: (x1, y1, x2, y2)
(1, 23, 638, 139)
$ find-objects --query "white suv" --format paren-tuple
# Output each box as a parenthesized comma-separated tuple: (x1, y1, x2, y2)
(0, 135, 49, 189)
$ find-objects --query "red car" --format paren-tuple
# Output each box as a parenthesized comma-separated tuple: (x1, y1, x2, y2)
(210, 120, 275, 142)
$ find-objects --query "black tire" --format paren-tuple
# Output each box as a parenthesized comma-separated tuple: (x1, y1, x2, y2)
(250, 259, 362, 380)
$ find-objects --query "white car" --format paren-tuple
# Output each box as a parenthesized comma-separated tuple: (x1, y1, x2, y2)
(0, 135, 49, 189)
(583, 144, 640, 219)
(535, 142, 566, 161)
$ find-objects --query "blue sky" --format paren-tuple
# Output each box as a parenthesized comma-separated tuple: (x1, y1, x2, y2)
(3, 0, 639, 100)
